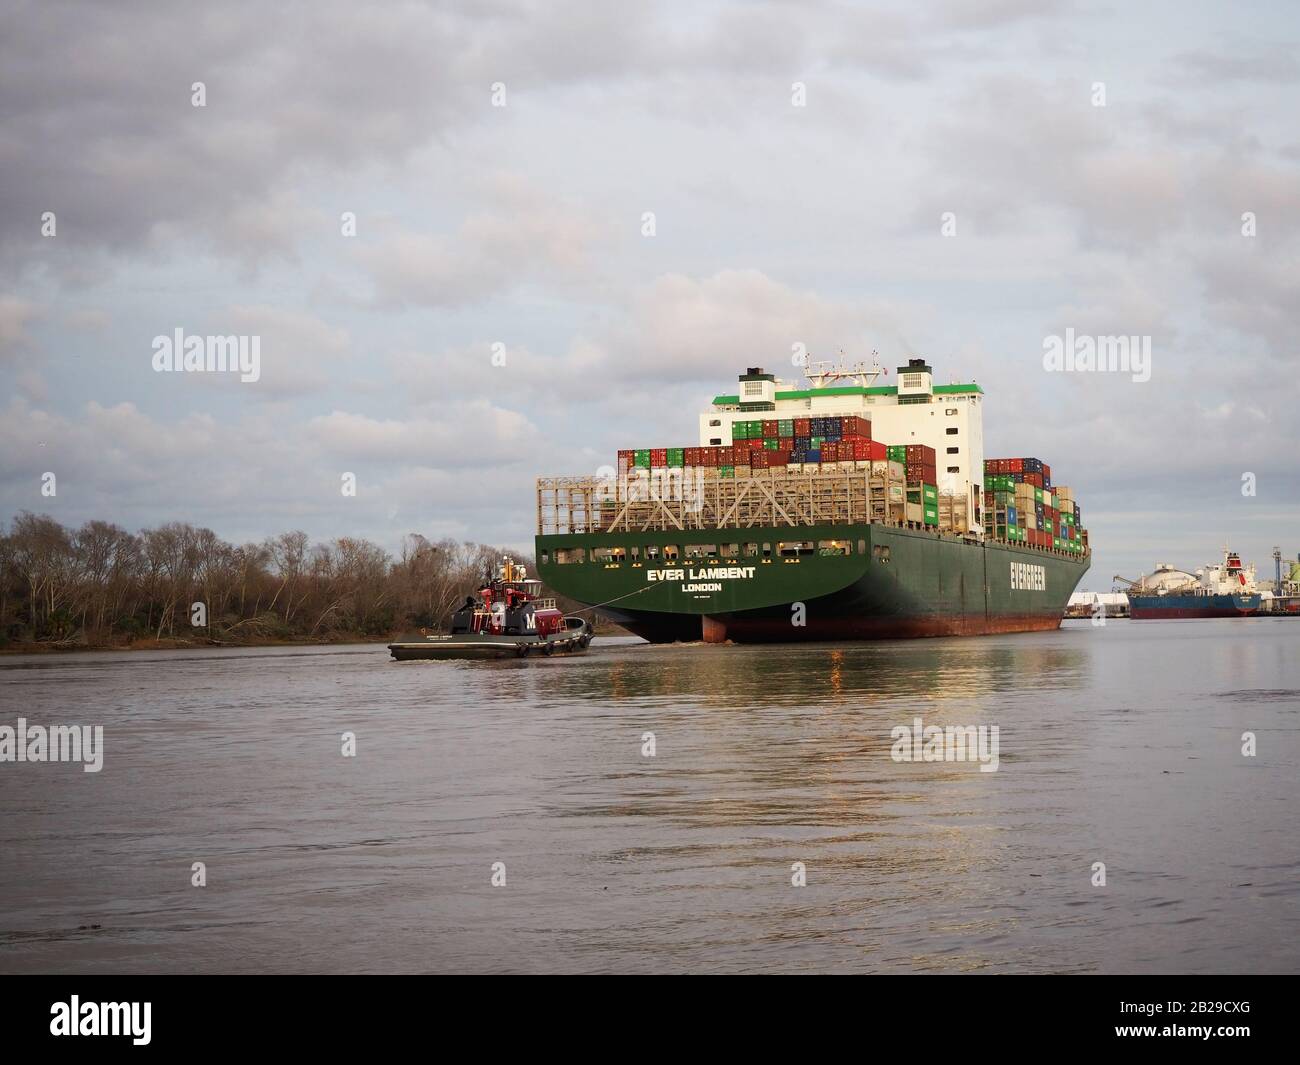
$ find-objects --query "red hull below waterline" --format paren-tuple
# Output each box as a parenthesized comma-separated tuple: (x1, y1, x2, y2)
(631, 612, 1066, 645)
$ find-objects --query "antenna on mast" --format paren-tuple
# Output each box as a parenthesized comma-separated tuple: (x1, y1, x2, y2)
(803, 348, 884, 389)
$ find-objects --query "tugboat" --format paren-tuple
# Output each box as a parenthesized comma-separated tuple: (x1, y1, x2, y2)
(1119, 548, 1262, 619)
(388, 557, 593, 660)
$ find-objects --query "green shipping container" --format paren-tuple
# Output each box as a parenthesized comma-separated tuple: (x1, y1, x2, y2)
(778, 419, 794, 435)
(923, 507, 939, 525)
(887, 445, 907, 462)
(1053, 537, 1062, 549)
(922, 483, 938, 504)
(634, 450, 651, 468)
(1034, 487, 1043, 503)
(763, 439, 778, 450)
(719, 466, 735, 478)
(732, 424, 748, 440)
(667, 449, 684, 467)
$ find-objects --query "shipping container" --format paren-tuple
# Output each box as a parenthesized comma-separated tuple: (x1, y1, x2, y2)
(842, 415, 871, 440)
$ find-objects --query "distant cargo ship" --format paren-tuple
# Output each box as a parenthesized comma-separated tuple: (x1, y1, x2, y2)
(535, 359, 1091, 643)
(1120, 550, 1262, 619)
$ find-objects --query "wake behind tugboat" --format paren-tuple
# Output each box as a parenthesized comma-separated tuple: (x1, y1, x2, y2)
(388, 557, 592, 660)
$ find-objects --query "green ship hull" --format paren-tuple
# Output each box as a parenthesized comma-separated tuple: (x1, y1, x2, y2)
(537, 523, 1089, 643)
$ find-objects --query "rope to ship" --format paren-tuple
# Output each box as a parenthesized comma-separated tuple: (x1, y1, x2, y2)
(563, 581, 664, 615)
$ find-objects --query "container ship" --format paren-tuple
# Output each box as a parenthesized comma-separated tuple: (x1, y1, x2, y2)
(1119, 550, 1262, 619)
(535, 359, 1090, 643)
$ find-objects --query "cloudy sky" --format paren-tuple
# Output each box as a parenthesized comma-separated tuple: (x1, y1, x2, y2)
(2, 0, 1298, 588)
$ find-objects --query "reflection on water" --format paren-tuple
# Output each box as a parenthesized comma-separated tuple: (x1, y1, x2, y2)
(0, 620, 1296, 974)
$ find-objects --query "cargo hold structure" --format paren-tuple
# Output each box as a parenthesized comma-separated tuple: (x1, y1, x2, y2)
(536, 359, 1091, 643)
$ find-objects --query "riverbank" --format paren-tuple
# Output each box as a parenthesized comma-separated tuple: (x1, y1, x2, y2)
(0, 633, 394, 655)
(1, 622, 630, 655)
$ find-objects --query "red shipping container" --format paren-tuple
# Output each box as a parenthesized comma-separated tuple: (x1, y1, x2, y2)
(701, 448, 718, 467)
(1009, 458, 1023, 472)
(905, 444, 936, 464)
(762, 421, 779, 438)
(842, 415, 872, 440)
(1042, 463, 1051, 484)
(779, 437, 794, 450)
(822, 442, 839, 462)
(794, 418, 811, 436)
(1024, 471, 1042, 488)
(749, 438, 765, 451)
(867, 439, 887, 461)
(650, 448, 667, 466)
(617, 449, 635, 464)
(719, 447, 733, 464)
(767, 450, 790, 467)
(684, 447, 701, 466)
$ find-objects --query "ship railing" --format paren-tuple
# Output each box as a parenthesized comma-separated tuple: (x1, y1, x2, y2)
(538, 469, 915, 535)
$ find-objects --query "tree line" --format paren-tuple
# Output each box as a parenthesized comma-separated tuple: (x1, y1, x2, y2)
(0, 511, 569, 648)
